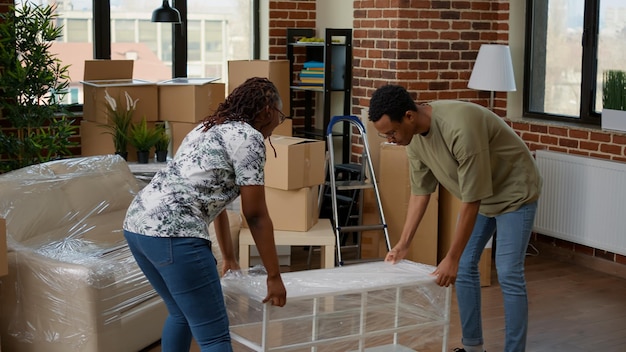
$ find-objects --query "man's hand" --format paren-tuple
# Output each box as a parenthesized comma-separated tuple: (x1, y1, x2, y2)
(431, 256, 459, 287)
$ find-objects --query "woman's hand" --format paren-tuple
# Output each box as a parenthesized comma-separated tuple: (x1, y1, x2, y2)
(385, 244, 409, 264)
(221, 258, 240, 276)
(263, 275, 287, 307)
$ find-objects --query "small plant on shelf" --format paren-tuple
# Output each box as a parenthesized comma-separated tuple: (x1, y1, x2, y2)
(101, 90, 136, 160)
(154, 124, 170, 162)
(129, 117, 161, 164)
(603, 70, 626, 111)
(601, 70, 626, 132)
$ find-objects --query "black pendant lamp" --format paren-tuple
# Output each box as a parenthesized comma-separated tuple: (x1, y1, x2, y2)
(151, 0, 182, 23)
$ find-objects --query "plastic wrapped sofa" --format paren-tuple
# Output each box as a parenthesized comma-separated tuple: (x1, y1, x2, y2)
(0, 155, 241, 352)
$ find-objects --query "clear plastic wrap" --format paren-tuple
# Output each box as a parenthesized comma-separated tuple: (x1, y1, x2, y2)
(0, 155, 167, 352)
(222, 260, 451, 352)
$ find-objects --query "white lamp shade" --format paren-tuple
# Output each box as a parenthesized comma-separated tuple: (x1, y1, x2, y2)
(468, 44, 517, 92)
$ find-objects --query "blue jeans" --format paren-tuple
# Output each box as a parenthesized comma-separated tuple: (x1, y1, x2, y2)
(455, 201, 538, 352)
(124, 231, 232, 352)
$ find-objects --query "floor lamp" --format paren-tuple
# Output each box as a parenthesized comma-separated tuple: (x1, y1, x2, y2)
(468, 44, 517, 111)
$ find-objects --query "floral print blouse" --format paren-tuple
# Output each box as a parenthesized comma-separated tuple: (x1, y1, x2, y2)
(123, 121, 265, 240)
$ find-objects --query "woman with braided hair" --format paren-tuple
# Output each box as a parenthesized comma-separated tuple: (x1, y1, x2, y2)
(123, 77, 287, 352)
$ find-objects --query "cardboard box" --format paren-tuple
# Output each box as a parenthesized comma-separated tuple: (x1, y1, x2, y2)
(80, 119, 160, 163)
(365, 117, 387, 179)
(438, 186, 492, 287)
(227, 60, 291, 116)
(264, 136, 325, 190)
(158, 78, 225, 123)
(81, 60, 159, 124)
(360, 187, 388, 259)
(379, 143, 438, 266)
(272, 117, 293, 137)
(168, 121, 199, 156)
(242, 186, 319, 232)
(0, 218, 7, 277)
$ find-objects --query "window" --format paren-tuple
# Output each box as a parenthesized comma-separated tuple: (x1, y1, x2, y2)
(524, 0, 626, 124)
(15, 0, 257, 106)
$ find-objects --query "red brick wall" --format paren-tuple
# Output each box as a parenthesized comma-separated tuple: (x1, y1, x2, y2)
(351, 0, 511, 116)
(268, 0, 316, 59)
(0, 0, 13, 17)
(268, 0, 317, 127)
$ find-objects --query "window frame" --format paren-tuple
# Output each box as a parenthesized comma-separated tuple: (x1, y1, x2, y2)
(91, 0, 260, 78)
(523, 0, 602, 125)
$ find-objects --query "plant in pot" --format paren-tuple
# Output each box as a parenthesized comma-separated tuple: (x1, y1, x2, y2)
(154, 125, 170, 162)
(100, 90, 136, 160)
(601, 70, 626, 132)
(129, 117, 161, 164)
(0, 3, 78, 173)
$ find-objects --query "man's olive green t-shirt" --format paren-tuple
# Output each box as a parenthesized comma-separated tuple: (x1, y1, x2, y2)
(406, 100, 542, 217)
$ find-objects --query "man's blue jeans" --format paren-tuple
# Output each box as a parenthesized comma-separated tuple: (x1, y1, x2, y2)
(124, 230, 232, 352)
(455, 201, 538, 352)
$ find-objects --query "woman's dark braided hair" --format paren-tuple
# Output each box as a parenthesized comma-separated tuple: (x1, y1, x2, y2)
(200, 77, 280, 132)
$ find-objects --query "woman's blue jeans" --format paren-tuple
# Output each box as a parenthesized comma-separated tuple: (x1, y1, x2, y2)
(124, 230, 232, 352)
(455, 201, 538, 352)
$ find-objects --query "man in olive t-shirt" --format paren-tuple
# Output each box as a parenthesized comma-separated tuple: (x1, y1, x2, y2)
(368, 85, 541, 352)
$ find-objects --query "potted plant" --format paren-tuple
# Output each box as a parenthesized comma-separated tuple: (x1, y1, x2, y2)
(154, 125, 170, 162)
(129, 117, 161, 164)
(100, 90, 136, 160)
(601, 70, 626, 132)
(0, 3, 77, 173)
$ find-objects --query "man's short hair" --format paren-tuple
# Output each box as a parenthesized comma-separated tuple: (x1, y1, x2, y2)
(368, 84, 417, 122)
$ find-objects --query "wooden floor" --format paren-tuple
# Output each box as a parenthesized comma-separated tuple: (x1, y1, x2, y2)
(142, 244, 626, 352)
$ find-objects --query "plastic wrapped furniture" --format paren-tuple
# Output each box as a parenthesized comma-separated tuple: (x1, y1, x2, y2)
(222, 260, 451, 352)
(0, 154, 240, 352)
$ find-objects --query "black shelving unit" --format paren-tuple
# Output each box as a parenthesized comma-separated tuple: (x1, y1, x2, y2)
(286, 28, 352, 163)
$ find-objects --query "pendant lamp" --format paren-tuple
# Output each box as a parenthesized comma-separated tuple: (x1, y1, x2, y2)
(151, 0, 182, 23)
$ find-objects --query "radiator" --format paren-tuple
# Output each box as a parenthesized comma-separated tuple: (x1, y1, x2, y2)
(533, 150, 626, 256)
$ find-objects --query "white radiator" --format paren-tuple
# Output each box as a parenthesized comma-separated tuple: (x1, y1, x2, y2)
(534, 150, 626, 256)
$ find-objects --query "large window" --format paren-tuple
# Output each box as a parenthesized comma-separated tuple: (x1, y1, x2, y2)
(525, 0, 626, 124)
(16, 0, 257, 105)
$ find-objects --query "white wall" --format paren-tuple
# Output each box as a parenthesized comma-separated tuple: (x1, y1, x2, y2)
(316, 0, 353, 32)
(259, 0, 270, 59)
(508, 1, 526, 120)
(314, 0, 354, 131)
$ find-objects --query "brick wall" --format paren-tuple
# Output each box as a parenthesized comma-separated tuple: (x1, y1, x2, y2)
(351, 0, 511, 116)
(268, 0, 316, 59)
(268, 0, 317, 127)
(0, 0, 12, 17)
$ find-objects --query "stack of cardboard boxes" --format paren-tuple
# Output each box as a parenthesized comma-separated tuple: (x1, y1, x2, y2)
(241, 136, 326, 265)
(226, 59, 328, 266)
(80, 60, 226, 160)
(81, 59, 293, 162)
(80, 60, 160, 162)
(157, 78, 226, 156)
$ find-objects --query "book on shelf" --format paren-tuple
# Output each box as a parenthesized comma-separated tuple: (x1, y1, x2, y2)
(303, 61, 324, 69)
(300, 72, 324, 78)
(300, 77, 324, 84)
(295, 81, 323, 87)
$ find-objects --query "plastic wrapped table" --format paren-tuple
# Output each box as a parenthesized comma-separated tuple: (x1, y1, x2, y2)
(222, 260, 451, 351)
